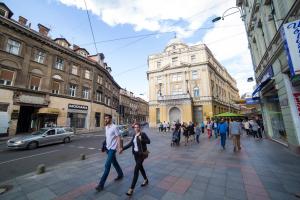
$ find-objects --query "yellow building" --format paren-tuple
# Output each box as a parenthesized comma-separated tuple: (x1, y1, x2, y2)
(147, 38, 239, 127)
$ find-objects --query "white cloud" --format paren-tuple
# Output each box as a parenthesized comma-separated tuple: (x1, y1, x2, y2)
(58, 0, 255, 95)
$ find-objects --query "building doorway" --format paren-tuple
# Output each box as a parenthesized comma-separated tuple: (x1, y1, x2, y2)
(169, 107, 181, 123)
(193, 106, 203, 124)
(16, 106, 38, 134)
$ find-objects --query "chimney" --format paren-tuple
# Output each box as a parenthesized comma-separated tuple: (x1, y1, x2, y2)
(18, 16, 27, 26)
(37, 23, 50, 36)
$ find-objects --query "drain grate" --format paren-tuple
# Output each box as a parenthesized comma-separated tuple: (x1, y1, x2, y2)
(0, 185, 13, 195)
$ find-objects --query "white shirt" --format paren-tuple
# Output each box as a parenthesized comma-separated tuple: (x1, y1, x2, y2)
(133, 135, 138, 152)
(105, 124, 120, 150)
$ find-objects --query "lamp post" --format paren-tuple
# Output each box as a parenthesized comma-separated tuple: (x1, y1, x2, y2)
(212, 7, 244, 22)
(186, 80, 189, 94)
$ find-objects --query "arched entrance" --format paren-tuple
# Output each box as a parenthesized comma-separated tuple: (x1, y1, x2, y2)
(169, 107, 181, 123)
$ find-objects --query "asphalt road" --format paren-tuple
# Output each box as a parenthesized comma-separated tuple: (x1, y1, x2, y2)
(0, 133, 108, 182)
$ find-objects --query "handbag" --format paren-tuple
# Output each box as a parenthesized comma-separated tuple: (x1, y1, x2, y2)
(140, 135, 149, 159)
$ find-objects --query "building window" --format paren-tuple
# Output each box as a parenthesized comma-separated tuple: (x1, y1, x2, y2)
(69, 84, 77, 97)
(172, 57, 178, 65)
(157, 76, 162, 83)
(52, 81, 60, 94)
(172, 84, 182, 95)
(34, 50, 46, 64)
(95, 112, 101, 127)
(96, 91, 102, 102)
(194, 87, 200, 97)
(6, 39, 21, 55)
(82, 87, 90, 99)
(172, 73, 182, 82)
(104, 96, 107, 104)
(156, 108, 160, 123)
(97, 75, 102, 84)
(108, 97, 111, 106)
(0, 8, 7, 17)
(71, 65, 78, 75)
(192, 70, 198, 79)
(157, 61, 161, 68)
(0, 69, 14, 86)
(191, 55, 196, 62)
(84, 69, 90, 79)
(55, 57, 64, 70)
(30, 76, 41, 91)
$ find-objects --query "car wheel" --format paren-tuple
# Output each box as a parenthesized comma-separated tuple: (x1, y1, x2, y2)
(63, 137, 71, 143)
(27, 141, 38, 150)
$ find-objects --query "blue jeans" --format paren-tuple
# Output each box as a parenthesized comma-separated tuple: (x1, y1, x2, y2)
(214, 128, 218, 138)
(196, 134, 200, 143)
(99, 149, 123, 187)
(220, 134, 226, 148)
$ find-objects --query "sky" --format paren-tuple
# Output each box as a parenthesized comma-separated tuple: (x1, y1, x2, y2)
(2, 0, 255, 100)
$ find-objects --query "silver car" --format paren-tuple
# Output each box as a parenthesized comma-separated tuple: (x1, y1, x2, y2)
(7, 127, 74, 150)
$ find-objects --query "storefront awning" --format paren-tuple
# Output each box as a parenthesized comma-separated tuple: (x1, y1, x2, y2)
(38, 108, 60, 115)
(252, 78, 272, 97)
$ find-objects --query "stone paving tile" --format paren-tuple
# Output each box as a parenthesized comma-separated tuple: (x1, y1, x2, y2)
(26, 188, 57, 200)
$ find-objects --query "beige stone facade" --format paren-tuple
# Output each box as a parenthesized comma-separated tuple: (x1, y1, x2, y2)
(0, 3, 120, 135)
(147, 38, 239, 127)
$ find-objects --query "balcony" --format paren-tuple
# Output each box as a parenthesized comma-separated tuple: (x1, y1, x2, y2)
(157, 94, 190, 101)
(193, 96, 213, 101)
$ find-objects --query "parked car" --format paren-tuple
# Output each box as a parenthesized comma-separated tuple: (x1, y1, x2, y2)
(7, 127, 74, 150)
(117, 125, 129, 137)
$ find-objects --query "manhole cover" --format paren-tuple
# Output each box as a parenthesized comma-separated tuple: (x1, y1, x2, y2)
(0, 185, 13, 195)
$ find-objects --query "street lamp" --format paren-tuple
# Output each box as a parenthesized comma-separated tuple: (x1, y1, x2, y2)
(186, 80, 189, 94)
(159, 83, 162, 96)
(247, 77, 254, 82)
(212, 7, 244, 22)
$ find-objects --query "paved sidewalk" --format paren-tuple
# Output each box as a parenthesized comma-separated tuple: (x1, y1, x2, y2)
(1, 128, 300, 200)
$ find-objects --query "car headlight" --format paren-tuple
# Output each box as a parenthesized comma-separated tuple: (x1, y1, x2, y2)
(15, 141, 24, 145)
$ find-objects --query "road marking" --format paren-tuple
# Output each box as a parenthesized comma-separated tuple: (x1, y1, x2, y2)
(0, 150, 60, 165)
(88, 147, 96, 150)
(78, 146, 85, 149)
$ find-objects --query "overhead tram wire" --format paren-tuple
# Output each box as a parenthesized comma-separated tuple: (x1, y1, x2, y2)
(83, 0, 98, 53)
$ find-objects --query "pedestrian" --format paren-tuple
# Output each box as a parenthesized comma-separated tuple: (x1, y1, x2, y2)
(175, 121, 181, 144)
(251, 120, 260, 139)
(213, 120, 218, 138)
(182, 122, 189, 146)
(256, 117, 263, 139)
(163, 121, 167, 132)
(218, 118, 228, 150)
(95, 115, 124, 192)
(206, 120, 212, 138)
(201, 121, 205, 134)
(244, 120, 250, 135)
(230, 118, 242, 152)
(195, 122, 201, 143)
(119, 123, 150, 196)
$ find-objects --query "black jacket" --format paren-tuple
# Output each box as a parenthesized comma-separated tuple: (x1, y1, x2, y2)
(123, 132, 150, 154)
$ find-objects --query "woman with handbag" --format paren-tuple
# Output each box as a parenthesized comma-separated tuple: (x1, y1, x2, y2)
(119, 123, 150, 196)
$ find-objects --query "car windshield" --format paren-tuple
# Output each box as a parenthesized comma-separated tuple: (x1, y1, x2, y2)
(32, 128, 48, 135)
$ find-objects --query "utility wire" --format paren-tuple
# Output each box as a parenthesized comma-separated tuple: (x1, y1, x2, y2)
(83, 0, 98, 53)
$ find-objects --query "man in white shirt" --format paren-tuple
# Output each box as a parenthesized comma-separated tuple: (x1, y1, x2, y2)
(96, 115, 124, 192)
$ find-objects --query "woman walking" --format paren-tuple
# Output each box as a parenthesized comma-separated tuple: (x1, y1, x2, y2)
(119, 123, 150, 196)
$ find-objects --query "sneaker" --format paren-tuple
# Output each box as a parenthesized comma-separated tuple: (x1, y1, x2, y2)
(95, 185, 103, 192)
(114, 176, 124, 181)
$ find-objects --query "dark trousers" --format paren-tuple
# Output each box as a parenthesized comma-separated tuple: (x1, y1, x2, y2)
(130, 152, 147, 189)
(196, 134, 200, 143)
(220, 134, 226, 148)
(253, 131, 258, 138)
(99, 149, 123, 187)
(245, 129, 250, 135)
(258, 129, 263, 138)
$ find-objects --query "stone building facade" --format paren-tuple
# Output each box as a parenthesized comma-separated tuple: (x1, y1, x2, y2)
(147, 38, 240, 127)
(237, 0, 300, 153)
(0, 3, 120, 135)
(119, 89, 149, 124)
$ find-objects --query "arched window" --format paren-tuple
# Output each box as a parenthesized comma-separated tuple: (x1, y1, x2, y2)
(194, 87, 200, 97)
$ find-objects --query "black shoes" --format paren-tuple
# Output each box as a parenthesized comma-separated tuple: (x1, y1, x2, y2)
(141, 179, 149, 187)
(114, 175, 124, 181)
(126, 188, 134, 196)
(95, 185, 103, 192)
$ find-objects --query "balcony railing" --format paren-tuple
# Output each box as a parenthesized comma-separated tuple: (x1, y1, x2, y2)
(157, 94, 190, 101)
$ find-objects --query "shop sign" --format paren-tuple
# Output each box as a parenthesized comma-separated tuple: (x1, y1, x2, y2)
(257, 65, 274, 84)
(245, 97, 260, 105)
(68, 104, 88, 110)
(293, 93, 300, 116)
(282, 19, 300, 77)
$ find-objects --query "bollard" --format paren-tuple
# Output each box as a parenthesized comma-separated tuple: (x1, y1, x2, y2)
(80, 154, 86, 160)
(36, 164, 46, 174)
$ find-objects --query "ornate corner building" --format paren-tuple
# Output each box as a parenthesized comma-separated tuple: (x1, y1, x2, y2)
(147, 38, 240, 127)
